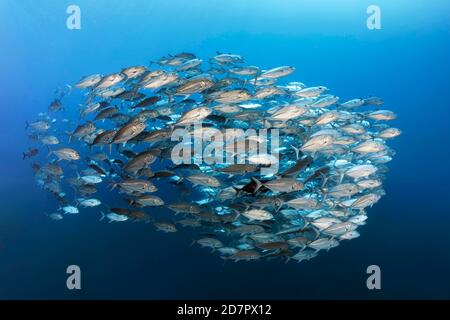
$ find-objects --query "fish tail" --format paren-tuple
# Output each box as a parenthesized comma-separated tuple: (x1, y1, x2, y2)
(25, 121, 29, 129)
(251, 177, 263, 193)
(290, 144, 301, 160)
(231, 186, 241, 197)
(99, 211, 105, 221)
(22, 152, 27, 160)
(176, 175, 184, 185)
(220, 256, 229, 266)
(275, 203, 283, 213)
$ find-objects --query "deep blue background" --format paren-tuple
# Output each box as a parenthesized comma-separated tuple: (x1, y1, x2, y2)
(0, 0, 449, 299)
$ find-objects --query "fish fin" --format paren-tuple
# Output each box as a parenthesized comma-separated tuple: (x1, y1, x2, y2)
(251, 177, 263, 193)
(109, 183, 118, 190)
(68, 133, 73, 144)
(289, 144, 299, 160)
(338, 172, 344, 184)
(176, 176, 184, 185)
(275, 203, 283, 213)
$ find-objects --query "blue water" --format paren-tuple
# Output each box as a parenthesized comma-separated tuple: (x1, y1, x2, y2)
(1, 0, 449, 299)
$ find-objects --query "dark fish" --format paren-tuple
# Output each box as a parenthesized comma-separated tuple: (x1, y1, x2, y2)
(23, 148, 39, 160)
(239, 178, 270, 195)
(49, 99, 63, 112)
(95, 106, 119, 121)
(153, 170, 176, 178)
(88, 163, 107, 176)
(120, 150, 137, 158)
(131, 96, 161, 109)
(304, 167, 330, 184)
(171, 163, 201, 171)
(116, 90, 145, 101)
(279, 155, 313, 177)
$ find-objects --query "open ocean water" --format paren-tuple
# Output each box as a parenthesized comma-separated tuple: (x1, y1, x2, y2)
(0, 0, 449, 299)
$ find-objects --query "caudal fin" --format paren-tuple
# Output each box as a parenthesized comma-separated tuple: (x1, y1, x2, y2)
(251, 177, 263, 193)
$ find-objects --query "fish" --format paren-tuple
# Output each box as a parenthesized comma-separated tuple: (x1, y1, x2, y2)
(345, 164, 378, 179)
(77, 198, 101, 207)
(176, 107, 212, 126)
(123, 150, 158, 173)
(23, 148, 39, 160)
(367, 110, 396, 121)
(187, 173, 221, 188)
(270, 105, 307, 121)
(295, 86, 327, 98)
(112, 179, 157, 193)
(112, 121, 146, 144)
(60, 205, 79, 214)
(100, 211, 128, 222)
(340, 98, 365, 108)
(40, 135, 59, 145)
(131, 195, 164, 207)
(175, 77, 214, 95)
(26, 120, 50, 131)
(26, 52, 400, 263)
(224, 250, 261, 262)
(76, 74, 102, 89)
(260, 66, 295, 79)
(242, 209, 273, 221)
(132, 96, 161, 109)
(301, 134, 335, 152)
(253, 177, 303, 193)
(211, 89, 252, 103)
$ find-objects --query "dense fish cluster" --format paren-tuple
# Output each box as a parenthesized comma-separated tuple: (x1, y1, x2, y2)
(25, 52, 400, 263)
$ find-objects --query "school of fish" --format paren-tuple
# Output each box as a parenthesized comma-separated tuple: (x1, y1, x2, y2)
(25, 52, 400, 263)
